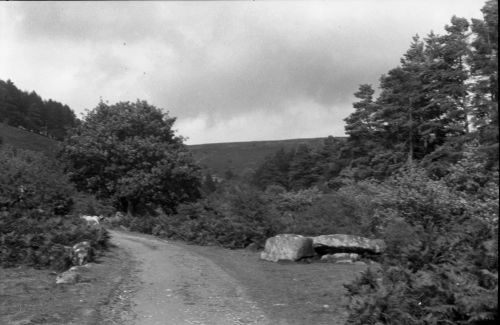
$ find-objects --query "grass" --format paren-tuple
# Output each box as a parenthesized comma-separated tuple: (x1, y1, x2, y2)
(0, 245, 135, 325)
(0, 123, 59, 157)
(178, 242, 368, 325)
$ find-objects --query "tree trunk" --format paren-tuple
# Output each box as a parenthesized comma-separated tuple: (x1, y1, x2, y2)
(127, 199, 134, 217)
(408, 96, 413, 165)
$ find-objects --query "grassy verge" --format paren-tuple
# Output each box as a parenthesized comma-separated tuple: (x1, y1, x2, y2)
(0, 244, 135, 325)
(178, 242, 368, 325)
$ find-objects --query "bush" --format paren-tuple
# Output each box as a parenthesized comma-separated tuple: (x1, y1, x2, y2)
(268, 184, 378, 237)
(0, 209, 109, 270)
(71, 192, 115, 217)
(345, 159, 498, 324)
(0, 147, 109, 270)
(148, 184, 281, 248)
(151, 182, 379, 248)
(0, 146, 74, 215)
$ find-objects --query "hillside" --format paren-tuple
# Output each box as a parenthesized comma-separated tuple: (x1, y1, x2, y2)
(188, 137, 334, 177)
(0, 123, 340, 176)
(0, 79, 77, 140)
(0, 122, 59, 156)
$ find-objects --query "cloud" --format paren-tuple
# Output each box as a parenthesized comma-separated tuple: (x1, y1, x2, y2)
(0, 0, 486, 143)
(175, 100, 348, 144)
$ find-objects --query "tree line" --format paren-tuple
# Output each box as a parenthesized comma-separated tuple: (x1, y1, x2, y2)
(253, 0, 497, 189)
(0, 79, 78, 140)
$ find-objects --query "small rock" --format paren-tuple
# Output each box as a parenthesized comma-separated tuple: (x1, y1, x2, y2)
(321, 253, 359, 262)
(71, 241, 93, 266)
(56, 270, 80, 284)
(245, 242, 260, 252)
(335, 259, 353, 264)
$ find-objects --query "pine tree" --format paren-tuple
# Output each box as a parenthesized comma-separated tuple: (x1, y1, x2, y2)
(469, 0, 498, 165)
(342, 84, 387, 179)
(424, 17, 471, 136)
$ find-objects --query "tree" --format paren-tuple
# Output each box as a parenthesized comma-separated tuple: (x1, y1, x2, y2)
(315, 136, 346, 184)
(201, 172, 217, 194)
(344, 84, 380, 142)
(224, 168, 235, 180)
(378, 35, 436, 163)
(59, 100, 201, 215)
(424, 17, 471, 136)
(288, 143, 321, 190)
(0, 79, 77, 139)
(469, 0, 498, 165)
(252, 147, 293, 190)
(340, 19, 496, 181)
(342, 84, 388, 179)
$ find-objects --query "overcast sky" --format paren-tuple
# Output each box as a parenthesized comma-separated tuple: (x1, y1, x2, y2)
(0, 1, 486, 144)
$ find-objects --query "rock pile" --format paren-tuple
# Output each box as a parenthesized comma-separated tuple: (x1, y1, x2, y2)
(56, 241, 95, 284)
(260, 234, 385, 264)
(71, 241, 93, 266)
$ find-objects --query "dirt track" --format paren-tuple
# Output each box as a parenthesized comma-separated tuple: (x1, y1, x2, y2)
(0, 230, 364, 324)
(108, 231, 272, 325)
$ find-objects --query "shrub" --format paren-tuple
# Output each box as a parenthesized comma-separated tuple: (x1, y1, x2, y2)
(1, 207, 109, 270)
(150, 184, 280, 248)
(71, 192, 115, 217)
(0, 146, 109, 270)
(270, 184, 378, 237)
(0, 146, 74, 215)
(345, 159, 498, 324)
(152, 182, 380, 248)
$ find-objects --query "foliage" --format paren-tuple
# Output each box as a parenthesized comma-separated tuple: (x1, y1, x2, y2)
(0, 146, 109, 270)
(201, 172, 218, 195)
(0, 146, 74, 215)
(151, 184, 280, 248)
(252, 137, 345, 191)
(336, 0, 498, 182)
(469, 0, 498, 162)
(59, 100, 202, 216)
(270, 187, 331, 235)
(152, 182, 378, 248)
(150, 181, 379, 248)
(345, 151, 498, 324)
(288, 143, 323, 190)
(0, 210, 109, 270)
(71, 192, 116, 217)
(252, 147, 293, 189)
(0, 79, 77, 140)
